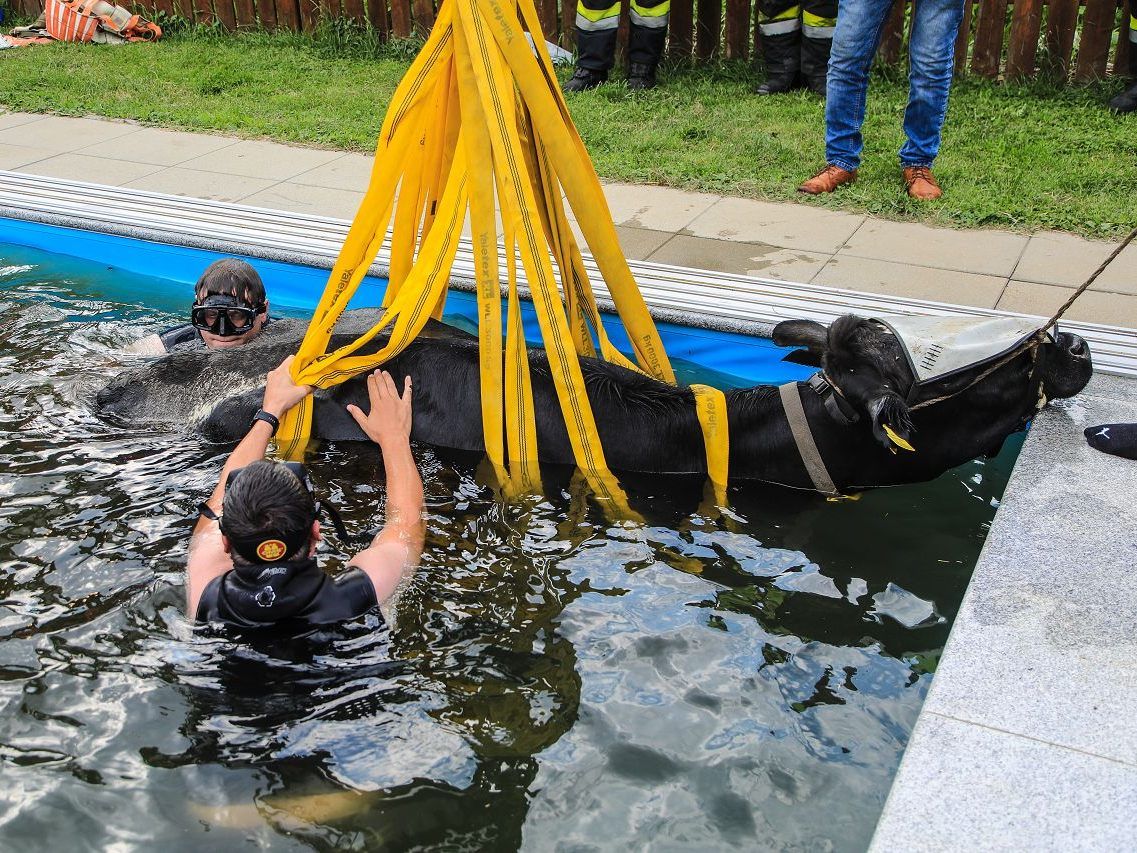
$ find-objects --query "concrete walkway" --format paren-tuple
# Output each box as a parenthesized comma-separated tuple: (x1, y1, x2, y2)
(1, 110, 1135, 329)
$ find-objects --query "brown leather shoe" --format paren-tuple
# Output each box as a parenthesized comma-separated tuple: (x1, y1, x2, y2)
(903, 165, 942, 200)
(798, 165, 857, 195)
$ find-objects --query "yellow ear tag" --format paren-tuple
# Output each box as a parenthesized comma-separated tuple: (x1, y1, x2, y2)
(883, 425, 916, 452)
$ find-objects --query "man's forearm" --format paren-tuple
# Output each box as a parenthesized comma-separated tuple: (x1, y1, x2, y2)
(193, 419, 274, 534)
(378, 439, 425, 545)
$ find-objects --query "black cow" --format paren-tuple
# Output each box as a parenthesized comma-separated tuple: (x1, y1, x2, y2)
(97, 311, 1092, 491)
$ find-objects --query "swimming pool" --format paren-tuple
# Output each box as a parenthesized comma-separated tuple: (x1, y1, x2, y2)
(0, 229, 1021, 850)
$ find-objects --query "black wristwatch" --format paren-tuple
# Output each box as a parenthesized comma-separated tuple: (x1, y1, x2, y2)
(252, 409, 280, 435)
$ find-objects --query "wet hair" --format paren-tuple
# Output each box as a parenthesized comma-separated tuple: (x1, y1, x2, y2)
(222, 460, 315, 565)
(195, 258, 266, 306)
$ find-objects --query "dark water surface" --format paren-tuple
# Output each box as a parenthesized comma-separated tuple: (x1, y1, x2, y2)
(0, 249, 1019, 851)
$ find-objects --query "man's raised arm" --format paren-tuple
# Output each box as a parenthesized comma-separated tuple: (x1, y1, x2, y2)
(346, 370, 425, 605)
(186, 356, 312, 613)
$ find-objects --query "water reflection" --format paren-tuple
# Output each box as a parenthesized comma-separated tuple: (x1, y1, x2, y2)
(0, 250, 1014, 851)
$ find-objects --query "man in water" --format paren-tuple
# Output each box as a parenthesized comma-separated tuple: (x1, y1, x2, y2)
(186, 357, 424, 629)
(130, 258, 271, 354)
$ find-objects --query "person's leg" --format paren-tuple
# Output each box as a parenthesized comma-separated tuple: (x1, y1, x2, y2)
(899, 0, 965, 168)
(627, 0, 670, 89)
(755, 0, 803, 95)
(823, 0, 895, 171)
(800, 0, 838, 97)
(1107, 14, 1137, 113)
(566, 0, 619, 91)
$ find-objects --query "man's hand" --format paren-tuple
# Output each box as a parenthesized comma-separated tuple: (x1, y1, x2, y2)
(347, 370, 413, 448)
(262, 355, 313, 418)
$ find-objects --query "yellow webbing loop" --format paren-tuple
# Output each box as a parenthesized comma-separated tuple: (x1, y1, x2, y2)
(277, 0, 730, 512)
(691, 384, 730, 506)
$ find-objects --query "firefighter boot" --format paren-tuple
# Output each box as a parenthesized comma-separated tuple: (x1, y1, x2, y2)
(564, 66, 609, 92)
(755, 31, 801, 95)
(800, 33, 832, 98)
(627, 62, 658, 90)
(1108, 47, 1137, 113)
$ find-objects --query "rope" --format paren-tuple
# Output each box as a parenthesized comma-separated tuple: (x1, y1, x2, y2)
(909, 224, 1137, 412)
(1039, 223, 1137, 335)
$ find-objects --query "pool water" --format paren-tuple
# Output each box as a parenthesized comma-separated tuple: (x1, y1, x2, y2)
(0, 243, 1021, 851)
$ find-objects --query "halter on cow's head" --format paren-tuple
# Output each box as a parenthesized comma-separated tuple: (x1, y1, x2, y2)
(774, 314, 1093, 453)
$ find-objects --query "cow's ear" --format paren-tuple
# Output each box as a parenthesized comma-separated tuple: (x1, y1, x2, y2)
(772, 320, 828, 354)
(868, 393, 916, 454)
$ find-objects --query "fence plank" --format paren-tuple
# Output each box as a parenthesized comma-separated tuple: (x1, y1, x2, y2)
(253, 0, 276, 27)
(669, 0, 694, 59)
(1005, 0, 1042, 79)
(340, 0, 364, 23)
(1043, 0, 1079, 79)
(1115, 2, 1132, 76)
(560, 0, 575, 48)
(536, 0, 558, 40)
(878, 0, 905, 66)
(170, 0, 194, 23)
(151, 0, 177, 19)
(411, 0, 434, 33)
(296, 0, 319, 30)
(274, 0, 300, 29)
(390, 0, 412, 36)
(724, 0, 748, 60)
(232, 0, 256, 26)
(319, 0, 341, 24)
(695, 0, 720, 59)
(953, 0, 973, 74)
(970, 0, 1005, 77)
(213, 0, 238, 27)
(191, 0, 215, 25)
(1075, 0, 1117, 81)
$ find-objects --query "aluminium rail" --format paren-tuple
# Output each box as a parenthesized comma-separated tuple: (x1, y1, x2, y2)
(1, 170, 1135, 378)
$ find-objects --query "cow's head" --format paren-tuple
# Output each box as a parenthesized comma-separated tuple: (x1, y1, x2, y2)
(773, 315, 1093, 453)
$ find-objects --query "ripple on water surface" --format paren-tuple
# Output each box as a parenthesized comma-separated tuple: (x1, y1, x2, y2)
(0, 247, 1017, 851)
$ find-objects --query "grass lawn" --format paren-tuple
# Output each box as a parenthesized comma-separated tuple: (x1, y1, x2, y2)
(0, 25, 1133, 238)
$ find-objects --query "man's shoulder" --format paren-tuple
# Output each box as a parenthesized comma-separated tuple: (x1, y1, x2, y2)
(158, 324, 204, 352)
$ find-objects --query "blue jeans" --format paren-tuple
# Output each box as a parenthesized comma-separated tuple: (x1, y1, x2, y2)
(824, 0, 965, 171)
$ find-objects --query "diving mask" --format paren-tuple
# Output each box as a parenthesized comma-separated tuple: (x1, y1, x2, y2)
(191, 293, 266, 337)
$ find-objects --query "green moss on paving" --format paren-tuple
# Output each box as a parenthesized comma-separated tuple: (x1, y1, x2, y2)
(0, 25, 1132, 238)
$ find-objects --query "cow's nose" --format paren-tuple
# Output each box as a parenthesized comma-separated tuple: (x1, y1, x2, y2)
(1068, 338, 1086, 357)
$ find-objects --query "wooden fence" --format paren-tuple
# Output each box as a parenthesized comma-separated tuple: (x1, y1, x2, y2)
(6, 0, 1133, 81)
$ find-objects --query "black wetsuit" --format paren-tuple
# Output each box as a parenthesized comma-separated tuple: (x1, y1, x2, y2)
(158, 323, 204, 352)
(196, 557, 380, 631)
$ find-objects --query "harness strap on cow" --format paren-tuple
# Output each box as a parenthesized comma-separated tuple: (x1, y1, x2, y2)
(691, 384, 730, 505)
(269, 0, 765, 513)
(778, 382, 841, 497)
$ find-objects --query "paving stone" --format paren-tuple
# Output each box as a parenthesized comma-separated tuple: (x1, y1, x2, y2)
(871, 712, 1137, 852)
(1013, 230, 1117, 288)
(0, 143, 49, 170)
(121, 167, 275, 203)
(813, 254, 1005, 308)
(919, 375, 1137, 766)
(178, 139, 344, 181)
(289, 153, 377, 191)
(841, 219, 1028, 277)
(998, 280, 1137, 328)
(13, 153, 163, 187)
(240, 183, 365, 220)
(596, 182, 720, 232)
(0, 115, 137, 151)
(611, 226, 677, 261)
(645, 234, 829, 282)
(1088, 242, 1137, 296)
(684, 196, 865, 254)
(0, 113, 44, 131)
(81, 127, 239, 166)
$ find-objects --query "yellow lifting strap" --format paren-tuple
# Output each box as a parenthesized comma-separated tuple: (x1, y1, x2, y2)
(277, 0, 731, 505)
